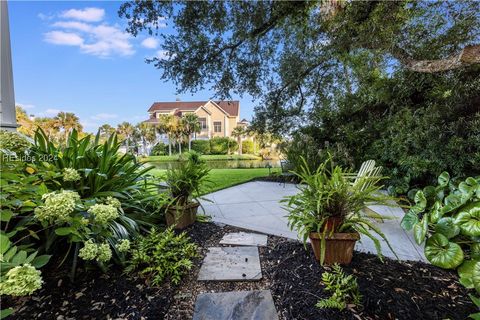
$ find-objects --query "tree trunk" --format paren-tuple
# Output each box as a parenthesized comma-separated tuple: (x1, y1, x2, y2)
(188, 134, 192, 151)
(168, 135, 172, 156)
(239, 139, 243, 155)
(179, 140, 182, 154)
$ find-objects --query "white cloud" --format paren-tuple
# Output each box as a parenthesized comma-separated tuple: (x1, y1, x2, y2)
(91, 113, 118, 120)
(44, 18, 135, 57)
(61, 7, 105, 22)
(44, 31, 84, 46)
(141, 37, 159, 49)
(52, 21, 93, 32)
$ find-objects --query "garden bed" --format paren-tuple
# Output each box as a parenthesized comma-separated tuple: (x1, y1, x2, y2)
(4, 223, 475, 320)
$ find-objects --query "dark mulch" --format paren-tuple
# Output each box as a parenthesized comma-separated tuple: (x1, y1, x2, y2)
(263, 237, 476, 320)
(4, 222, 475, 320)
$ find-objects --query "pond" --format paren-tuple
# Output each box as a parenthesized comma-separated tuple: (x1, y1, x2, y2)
(148, 159, 281, 170)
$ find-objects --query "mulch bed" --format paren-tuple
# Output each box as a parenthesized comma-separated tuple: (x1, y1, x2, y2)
(264, 237, 476, 320)
(3, 222, 475, 320)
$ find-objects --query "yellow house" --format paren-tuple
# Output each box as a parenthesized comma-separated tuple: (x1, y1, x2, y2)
(145, 100, 248, 139)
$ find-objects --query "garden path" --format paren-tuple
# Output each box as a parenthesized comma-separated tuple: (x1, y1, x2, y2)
(200, 181, 428, 262)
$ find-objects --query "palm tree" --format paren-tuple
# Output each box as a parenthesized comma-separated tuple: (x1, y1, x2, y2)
(136, 122, 156, 155)
(99, 124, 115, 140)
(116, 122, 135, 152)
(181, 113, 201, 151)
(232, 126, 247, 155)
(34, 117, 59, 140)
(157, 114, 175, 156)
(170, 117, 185, 154)
(54, 112, 83, 142)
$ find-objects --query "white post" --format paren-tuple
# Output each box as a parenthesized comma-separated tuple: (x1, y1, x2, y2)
(0, 0, 17, 131)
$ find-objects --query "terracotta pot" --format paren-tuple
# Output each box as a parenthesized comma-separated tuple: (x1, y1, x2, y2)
(309, 231, 360, 265)
(165, 202, 200, 229)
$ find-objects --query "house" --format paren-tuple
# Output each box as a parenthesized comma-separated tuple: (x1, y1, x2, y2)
(145, 100, 247, 140)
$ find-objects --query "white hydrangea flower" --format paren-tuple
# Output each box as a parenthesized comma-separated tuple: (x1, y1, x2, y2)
(96, 243, 112, 262)
(88, 204, 119, 224)
(78, 239, 97, 261)
(0, 264, 43, 296)
(63, 168, 81, 182)
(105, 196, 122, 209)
(34, 190, 80, 223)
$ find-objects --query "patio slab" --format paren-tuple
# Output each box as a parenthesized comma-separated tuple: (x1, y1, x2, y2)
(193, 290, 278, 320)
(220, 232, 268, 247)
(201, 181, 428, 262)
(198, 247, 262, 281)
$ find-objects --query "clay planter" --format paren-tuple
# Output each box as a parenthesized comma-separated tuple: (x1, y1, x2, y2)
(309, 231, 360, 265)
(165, 202, 200, 229)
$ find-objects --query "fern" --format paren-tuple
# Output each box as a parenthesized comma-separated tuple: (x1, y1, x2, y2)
(316, 264, 362, 311)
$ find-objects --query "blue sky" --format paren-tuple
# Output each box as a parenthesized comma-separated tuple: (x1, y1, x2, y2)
(9, 1, 256, 133)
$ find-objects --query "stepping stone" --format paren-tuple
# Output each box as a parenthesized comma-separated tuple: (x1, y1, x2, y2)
(198, 247, 262, 281)
(193, 290, 279, 320)
(220, 232, 268, 247)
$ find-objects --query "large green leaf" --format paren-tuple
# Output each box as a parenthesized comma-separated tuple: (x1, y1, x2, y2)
(442, 194, 465, 214)
(401, 210, 418, 231)
(413, 215, 428, 245)
(438, 171, 450, 187)
(429, 201, 444, 223)
(455, 202, 480, 236)
(473, 262, 480, 294)
(413, 190, 427, 212)
(435, 217, 460, 239)
(458, 260, 478, 289)
(472, 243, 480, 260)
(424, 234, 464, 269)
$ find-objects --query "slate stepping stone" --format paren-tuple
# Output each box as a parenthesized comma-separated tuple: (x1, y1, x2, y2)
(193, 290, 279, 320)
(220, 232, 268, 247)
(198, 247, 262, 281)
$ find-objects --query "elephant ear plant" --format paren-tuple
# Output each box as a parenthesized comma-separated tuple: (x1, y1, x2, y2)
(401, 172, 480, 316)
(282, 156, 396, 265)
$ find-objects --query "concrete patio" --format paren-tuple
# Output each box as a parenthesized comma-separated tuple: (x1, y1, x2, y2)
(200, 181, 428, 262)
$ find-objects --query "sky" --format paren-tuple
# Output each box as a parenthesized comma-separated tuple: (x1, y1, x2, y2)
(9, 1, 256, 133)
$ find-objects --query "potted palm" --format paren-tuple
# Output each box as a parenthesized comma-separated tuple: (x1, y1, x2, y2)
(164, 151, 210, 229)
(283, 156, 396, 265)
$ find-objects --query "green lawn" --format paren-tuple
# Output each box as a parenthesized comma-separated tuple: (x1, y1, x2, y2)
(143, 154, 261, 162)
(150, 167, 280, 194)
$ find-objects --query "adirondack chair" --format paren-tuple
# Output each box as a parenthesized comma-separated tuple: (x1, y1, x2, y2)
(348, 160, 387, 222)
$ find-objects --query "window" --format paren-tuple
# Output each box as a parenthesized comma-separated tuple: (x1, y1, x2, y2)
(213, 121, 222, 133)
(199, 117, 207, 130)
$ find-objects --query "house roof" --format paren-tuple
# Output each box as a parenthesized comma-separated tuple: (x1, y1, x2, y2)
(148, 100, 239, 117)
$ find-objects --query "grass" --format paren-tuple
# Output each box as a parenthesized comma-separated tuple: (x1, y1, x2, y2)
(150, 167, 281, 194)
(142, 154, 262, 162)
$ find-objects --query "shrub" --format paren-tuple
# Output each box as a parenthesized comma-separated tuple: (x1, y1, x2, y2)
(0, 130, 31, 157)
(209, 137, 229, 154)
(126, 228, 198, 285)
(242, 140, 254, 154)
(191, 139, 210, 154)
(209, 137, 237, 155)
(0, 128, 166, 280)
(151, 142, 168, 156)
(401, 172, 480, 299)
(316, 264, 362, 310)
